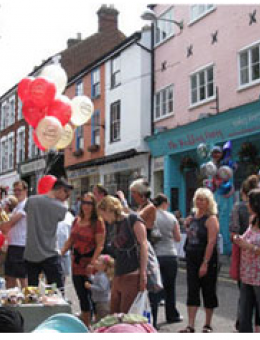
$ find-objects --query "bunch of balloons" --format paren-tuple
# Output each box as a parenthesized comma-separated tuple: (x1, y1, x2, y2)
(18, 64, 94, 151)
(37, 175, 57, 194)
(198, 141, 237, 196)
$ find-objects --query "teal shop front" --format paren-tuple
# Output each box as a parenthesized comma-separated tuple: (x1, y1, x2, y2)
(147, 99, 260, 255)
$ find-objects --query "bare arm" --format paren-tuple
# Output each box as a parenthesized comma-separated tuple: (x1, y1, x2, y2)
(0, 213, 23, 235)
(61, 235, 73, 256)
(139, 204, 156, 230)
(173, 220, 181, 243)
(134, 221, 148, 291)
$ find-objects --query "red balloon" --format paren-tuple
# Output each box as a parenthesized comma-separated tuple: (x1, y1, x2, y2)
(29, 77, 56, 109)
(18, 77, 34, 102)
(37, 175, 57, 194)
(47, 96, 72, 126)
(33, 130, 46, 151)
(22, 100, 47, 128)
(0, 232, 5, 248)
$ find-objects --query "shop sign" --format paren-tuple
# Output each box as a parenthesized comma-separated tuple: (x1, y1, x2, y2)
(20, 158, 46, 175)
(67, 167, 98, 179)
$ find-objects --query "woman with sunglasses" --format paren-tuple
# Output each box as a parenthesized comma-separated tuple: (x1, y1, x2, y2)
(61, 192, 105, 327)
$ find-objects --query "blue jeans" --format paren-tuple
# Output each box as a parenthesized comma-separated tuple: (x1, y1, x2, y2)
(149, 256, 180, 326)
(239, 283, 260, 332)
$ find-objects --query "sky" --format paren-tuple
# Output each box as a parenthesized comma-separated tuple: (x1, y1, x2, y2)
(0, 0, 150, 96)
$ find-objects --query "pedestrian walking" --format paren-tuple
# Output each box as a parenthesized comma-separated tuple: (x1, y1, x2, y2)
(180, 188, 219, 333)
(97, 195, 148, 314)
(149, 193, 182, 329)
(85, 254, 114, 322)
(24, 178, 72, 289)
(61, 192, 105, 327)
(233, 188, 260, 333)
(0, 181, 28, 289)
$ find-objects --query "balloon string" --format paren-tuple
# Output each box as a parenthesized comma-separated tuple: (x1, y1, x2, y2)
(43, 152, 60, 176)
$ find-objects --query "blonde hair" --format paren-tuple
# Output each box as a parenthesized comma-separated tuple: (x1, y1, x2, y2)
(99, 254, 114, 282)
(193, 188, 218, 216)
(97, 195, 123, 219)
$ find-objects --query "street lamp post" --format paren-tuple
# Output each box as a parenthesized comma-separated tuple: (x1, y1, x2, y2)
(141, 8, 184, 31)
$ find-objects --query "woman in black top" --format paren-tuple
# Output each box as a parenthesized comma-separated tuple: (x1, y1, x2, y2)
(180, 188, 219, 333)
(97, 195, 148, 314)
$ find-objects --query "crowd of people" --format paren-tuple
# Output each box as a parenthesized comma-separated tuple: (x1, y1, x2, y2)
(0, 174, 259, 333)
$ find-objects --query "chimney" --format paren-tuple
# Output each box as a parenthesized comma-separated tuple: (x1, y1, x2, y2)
(97, 5, 119, 33)
(67, 33, 82, 48)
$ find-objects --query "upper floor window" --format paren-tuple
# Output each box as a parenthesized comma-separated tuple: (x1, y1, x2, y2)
(190, 5, 215, 23)
(154, 84, 174, 121)
(91, 110, 100, 146)
(8, 133, 14, 170)
(190, 64, 215, 106)
(0, 137, 8, 173)
(75, 126, 84, 151)
(18, 99, 23, 121)
(91, 68, 101, 98)
(155, 7, 175, 45)
(76, 80, 84, 96)
(239, 42, 260, 88)
(110, 101, 121, 143)
(29, 126, 40, 159)
(16, 126, 26, 164)
(111, 55, 121, 88)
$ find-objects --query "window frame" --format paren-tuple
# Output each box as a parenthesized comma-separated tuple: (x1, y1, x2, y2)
(189, 4, 215, 24)
(238, 41, 260, 90)
(111, 55, 121, 89)
(189, 64, 216, 108)
(154, 7, 175, 47)
(91, 110, 101, 146)
(91, 68, 101, 98)
(110, 101, 121, 143)
(154, 84, 174, 122)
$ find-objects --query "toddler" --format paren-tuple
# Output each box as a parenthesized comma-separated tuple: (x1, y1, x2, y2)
(85, 254, 114, 322)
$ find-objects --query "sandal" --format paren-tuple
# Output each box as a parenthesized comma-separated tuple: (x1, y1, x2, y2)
(179, 326, 195, 333)
(203, 325, 213, 333)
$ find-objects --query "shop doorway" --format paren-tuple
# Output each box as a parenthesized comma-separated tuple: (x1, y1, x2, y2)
(185, 170, 198, 215)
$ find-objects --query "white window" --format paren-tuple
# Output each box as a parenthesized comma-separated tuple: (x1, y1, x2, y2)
(8, 133, 14, 170)
(190, 5, 215, 23)
(111, 55, 121, 88)
(154, 7, 175, 45)
(110, 101, 121, 142)
(18, 99, 23, 120)
(29, 126, 40, 159)
(9, 95, 16, 125)
(0, 137, 8, 173)
(75, 80, 84, 96)
(16, 126, 26, 164)
(92, 68, 101, 98)
(154, 85, 174, 121)
(239, 42, 260, 88)
(190, 65, 215, 106)
(91, 111, 100, 145)
(76, 126, 84, 150)
(1, 101, 9, 130)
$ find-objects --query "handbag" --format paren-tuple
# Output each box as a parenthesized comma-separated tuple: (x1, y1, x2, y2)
(126, 217, 163, 293)
(229, 243, 240, 281)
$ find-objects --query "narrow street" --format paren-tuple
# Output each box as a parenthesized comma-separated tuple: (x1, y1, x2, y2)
(65, 268, 239, 333)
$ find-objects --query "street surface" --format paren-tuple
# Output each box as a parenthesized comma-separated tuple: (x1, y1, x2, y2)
(65, 267, 239, 333)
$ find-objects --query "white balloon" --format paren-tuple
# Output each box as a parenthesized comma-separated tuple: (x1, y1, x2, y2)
(205, 161, 218, 177)
(36, 116, 63, 150)
(55, 124, 74, 149)
(70, 96, 94, 126)
(217, 166, 233, 181)
(40, 64, 68, 94)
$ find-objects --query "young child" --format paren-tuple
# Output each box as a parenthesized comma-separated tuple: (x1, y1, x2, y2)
(85, 254, 114, 322)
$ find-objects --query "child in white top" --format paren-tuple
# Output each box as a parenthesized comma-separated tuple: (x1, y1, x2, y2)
(85, 254, 114, 322)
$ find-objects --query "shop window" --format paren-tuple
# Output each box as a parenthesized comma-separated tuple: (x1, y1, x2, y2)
(190, 65, 215, 107)
(239, 42, 260, 88)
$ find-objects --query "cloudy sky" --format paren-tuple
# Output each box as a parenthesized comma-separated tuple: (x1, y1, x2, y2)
(0, 0, 149, 95)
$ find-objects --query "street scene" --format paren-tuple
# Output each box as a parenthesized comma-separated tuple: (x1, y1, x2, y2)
(0, 2, 260, 333)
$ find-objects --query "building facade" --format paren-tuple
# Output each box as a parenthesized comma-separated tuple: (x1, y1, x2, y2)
(146, 4, 260, 254)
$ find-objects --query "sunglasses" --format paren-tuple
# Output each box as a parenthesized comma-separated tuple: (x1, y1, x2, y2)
(81, 200, 94, 206)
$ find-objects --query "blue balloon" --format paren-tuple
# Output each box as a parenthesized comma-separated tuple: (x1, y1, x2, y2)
(218, 181, 232, 195)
